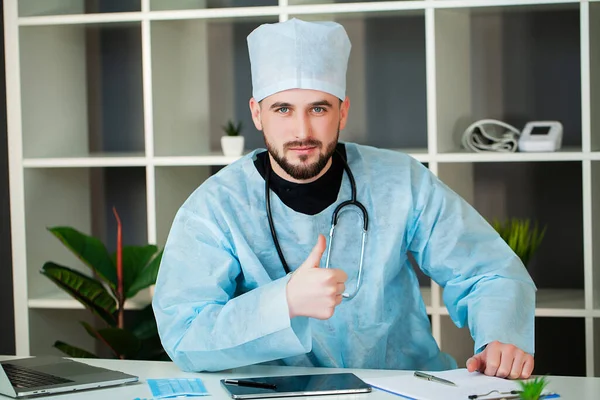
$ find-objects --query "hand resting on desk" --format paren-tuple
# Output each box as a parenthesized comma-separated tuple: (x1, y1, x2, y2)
(466, 340, 534, 380)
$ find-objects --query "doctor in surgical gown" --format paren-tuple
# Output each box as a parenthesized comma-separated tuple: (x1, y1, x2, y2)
(152, 18, 536, 375)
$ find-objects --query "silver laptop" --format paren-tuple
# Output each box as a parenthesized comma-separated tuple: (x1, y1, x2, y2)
(0, 356, 139, 398)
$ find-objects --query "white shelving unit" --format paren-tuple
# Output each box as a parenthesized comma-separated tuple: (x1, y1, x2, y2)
(4, 0, 599, 376)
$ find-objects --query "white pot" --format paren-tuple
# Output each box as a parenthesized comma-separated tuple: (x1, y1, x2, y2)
(221, 136, 245, 157)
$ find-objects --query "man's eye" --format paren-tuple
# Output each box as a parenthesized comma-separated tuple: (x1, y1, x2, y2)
(277, 107, 289, 114)
(313, 107, 324, 113)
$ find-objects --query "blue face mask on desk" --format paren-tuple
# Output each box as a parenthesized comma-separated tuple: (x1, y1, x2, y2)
(142, 378, 209, 399)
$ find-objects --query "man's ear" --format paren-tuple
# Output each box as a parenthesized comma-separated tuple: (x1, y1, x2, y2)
(249, 97, 263, 131)
(339, 96, 350, 131)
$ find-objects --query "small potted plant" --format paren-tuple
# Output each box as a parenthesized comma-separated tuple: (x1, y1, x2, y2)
(492, 218, 546, 268)
(518, 376, 549, 400)
(221, 120, 244, 157)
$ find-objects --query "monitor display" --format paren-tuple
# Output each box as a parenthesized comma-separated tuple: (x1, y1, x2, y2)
(530, 126, 551, 135)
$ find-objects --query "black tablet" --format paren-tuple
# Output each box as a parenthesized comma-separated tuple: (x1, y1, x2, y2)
(220, 372, 372, 399)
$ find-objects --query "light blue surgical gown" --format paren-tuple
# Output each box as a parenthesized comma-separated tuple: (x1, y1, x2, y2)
(152, 142, 536, 373)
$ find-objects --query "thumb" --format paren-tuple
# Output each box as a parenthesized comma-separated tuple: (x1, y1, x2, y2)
(466, 354, 483, 373)
(301, 234, 327, 269)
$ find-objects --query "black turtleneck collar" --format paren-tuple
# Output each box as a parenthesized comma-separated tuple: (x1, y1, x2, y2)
(254, 143, 347, 215)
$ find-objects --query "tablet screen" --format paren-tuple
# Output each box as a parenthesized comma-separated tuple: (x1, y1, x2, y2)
(220, 372, 372, 399)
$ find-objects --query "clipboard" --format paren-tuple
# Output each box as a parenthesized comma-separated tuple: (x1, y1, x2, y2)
(220, 372, 372, 399)
(364, 369, 560, 400)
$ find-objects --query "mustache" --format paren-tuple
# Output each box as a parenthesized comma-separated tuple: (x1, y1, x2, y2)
(284, 139, 323, 149)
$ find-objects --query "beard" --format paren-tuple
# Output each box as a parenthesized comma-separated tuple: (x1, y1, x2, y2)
(264, 129, 339, 180)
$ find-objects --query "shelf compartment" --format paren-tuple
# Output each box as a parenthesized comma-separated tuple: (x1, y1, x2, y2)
(534, 317, 586, 376)
(435, 3, 582, 154)
(20, 22, 145, 158)
(151, 0, 277, 11)
(591, 2, 600, 151)
(593, 161, 600, 311)
(155, 166, 212, 247)
(18, 0, 140, 17)
(288, 10, 428, 150)
(150, 16, 277, 157)
(437, 162, 584, 296)
(151, 10, 428, 156)
(24, 167, 148, 302)
(28, 309, 96, 357)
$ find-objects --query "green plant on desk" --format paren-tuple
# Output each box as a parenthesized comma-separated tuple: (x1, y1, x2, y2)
(41, 207, 168, 361)
(517, 376, 549, 400)
(492, 218, 546, 267)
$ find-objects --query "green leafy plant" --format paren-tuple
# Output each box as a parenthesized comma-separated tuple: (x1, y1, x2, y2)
(222, 120, 243, 136)
(41, 207, 167, 360)
(492, 218, 547, 267)
(517, 376, 549, 400)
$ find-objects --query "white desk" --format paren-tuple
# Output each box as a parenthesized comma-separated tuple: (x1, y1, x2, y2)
(1, 357, 600, 399)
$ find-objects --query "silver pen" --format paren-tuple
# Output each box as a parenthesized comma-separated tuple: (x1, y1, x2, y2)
(414, 371, 457, 387)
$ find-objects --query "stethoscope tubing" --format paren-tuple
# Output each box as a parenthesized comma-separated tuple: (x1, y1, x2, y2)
(264, 148, 368, 299)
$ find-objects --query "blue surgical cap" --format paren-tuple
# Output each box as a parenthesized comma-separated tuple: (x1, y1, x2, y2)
(247, 18, 351, 102)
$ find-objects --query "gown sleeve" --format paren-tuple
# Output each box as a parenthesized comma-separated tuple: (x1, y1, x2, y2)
(152, 204, 312, 372)
(406, 160, 537, 356)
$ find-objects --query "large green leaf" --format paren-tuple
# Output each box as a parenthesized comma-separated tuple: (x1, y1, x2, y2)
(117, 245, 162, 299)
(131, 303, 159, 341)
(54, 341, 98, 358)
(81, 322, 142, 359)
(111, 245, 157, 299)
(80, 321, 118, 357)
(41, 262, 117, 326)
(48, 227, 117, 291)
(132, 319, 158, 341)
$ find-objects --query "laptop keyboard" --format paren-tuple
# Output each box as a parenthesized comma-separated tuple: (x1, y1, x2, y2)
(2, 363, 74, 389)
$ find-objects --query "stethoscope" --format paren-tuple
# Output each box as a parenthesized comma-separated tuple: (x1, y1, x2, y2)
(264, 149, 368, 299)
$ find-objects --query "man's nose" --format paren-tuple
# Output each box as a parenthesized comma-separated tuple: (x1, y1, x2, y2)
(294, 112, 312, 139)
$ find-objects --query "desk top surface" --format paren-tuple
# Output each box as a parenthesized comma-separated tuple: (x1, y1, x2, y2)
(1, 357, 599, 399)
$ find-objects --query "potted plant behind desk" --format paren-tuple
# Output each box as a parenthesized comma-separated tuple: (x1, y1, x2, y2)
(492, 218, 546, 268)
(221, 120, 245, 156)
(41, 207, 168, 360)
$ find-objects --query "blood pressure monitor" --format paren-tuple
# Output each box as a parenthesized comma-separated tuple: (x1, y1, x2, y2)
(517, 121, 563, 152)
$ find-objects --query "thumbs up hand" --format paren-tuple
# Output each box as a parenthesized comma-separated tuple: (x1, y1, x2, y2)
(286, 234, 348, 320)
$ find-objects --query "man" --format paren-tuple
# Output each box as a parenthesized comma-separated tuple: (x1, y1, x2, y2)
(152, 18, 536, 379)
